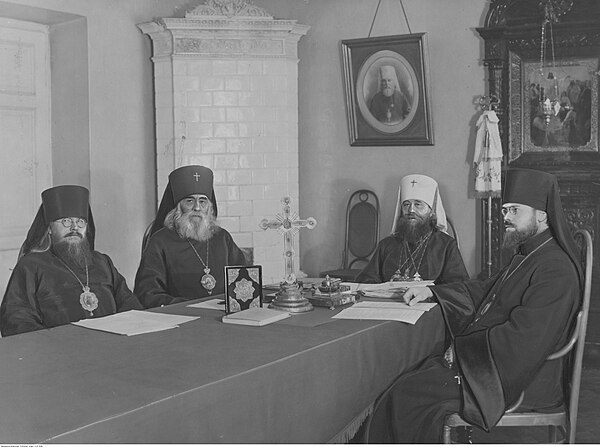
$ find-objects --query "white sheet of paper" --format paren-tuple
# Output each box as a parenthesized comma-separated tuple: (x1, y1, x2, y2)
(353, 301, 437, 312)
(332, 307, 425, 325)
(340, 281, 434, 300)
(72, 310, 200, 336)
(187, 299, 225, 310)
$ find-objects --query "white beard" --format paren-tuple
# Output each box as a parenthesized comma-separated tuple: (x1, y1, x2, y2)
(382, 86, 394, 97)
(175, 210, 217, 242)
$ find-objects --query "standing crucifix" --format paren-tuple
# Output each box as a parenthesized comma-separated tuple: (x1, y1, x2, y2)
(259, 196, 317, 313)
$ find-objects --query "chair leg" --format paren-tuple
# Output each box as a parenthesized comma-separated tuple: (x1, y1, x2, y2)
(442, 424, 452, 443)
(548, 425, 568, 443)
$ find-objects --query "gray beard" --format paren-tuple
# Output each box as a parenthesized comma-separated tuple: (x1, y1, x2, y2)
(176, 211, 217, 242)
(502, 219, 538, 249)
(395, 215, 435, 244)
(382, 86, 394, 97)
(52, 237, 93, 270)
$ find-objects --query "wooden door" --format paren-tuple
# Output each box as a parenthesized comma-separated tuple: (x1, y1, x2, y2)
(0, 18, 52, 297)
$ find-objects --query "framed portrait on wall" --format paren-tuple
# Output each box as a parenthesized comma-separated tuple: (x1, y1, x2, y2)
(341, 33, 434, 146)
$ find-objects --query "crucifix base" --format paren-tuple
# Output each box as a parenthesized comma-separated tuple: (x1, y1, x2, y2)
(269, 281, 314, 313)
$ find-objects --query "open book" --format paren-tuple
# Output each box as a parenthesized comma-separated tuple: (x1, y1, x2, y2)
(222, 307, 291, 326)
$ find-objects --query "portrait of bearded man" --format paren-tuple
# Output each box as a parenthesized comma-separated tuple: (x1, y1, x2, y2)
(355, 174, 468, 284)
(0, 185, 142, 337)
(368, 65, 411, 125)
(134, 165, 247, 308)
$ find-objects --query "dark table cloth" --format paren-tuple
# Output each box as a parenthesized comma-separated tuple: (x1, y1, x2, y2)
(0, 296, 445, 443)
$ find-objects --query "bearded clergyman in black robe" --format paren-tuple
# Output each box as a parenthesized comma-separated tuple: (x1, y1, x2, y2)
(135, 165, 247, 308)
(356, 174, 468, 284)
(0, 185, 142, 337)
(367, 168, 583, 443)
(369, 65, 411, 125)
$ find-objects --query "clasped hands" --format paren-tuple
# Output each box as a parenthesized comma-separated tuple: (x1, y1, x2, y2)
(402, 286, 433, 306)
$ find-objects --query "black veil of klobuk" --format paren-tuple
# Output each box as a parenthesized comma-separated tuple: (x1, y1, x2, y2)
(148, 165, 218, 237)
(503, 168, 583, 288)
(20, 185, 95, 258)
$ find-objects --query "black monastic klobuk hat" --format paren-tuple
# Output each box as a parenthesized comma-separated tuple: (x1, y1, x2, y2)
(149, 165, 218, 237)
(502, 168, 583, 287)
(21, 185, 96, 256)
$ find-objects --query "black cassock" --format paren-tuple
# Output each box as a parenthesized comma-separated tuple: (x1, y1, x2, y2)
(355, 229, 469, 284)
(135, 226, 247, 308)
(368, 229, 580, 442)
(0, 250, 142, 337)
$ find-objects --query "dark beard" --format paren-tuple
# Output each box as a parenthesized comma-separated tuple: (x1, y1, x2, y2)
(502, 219, 538, 249)
(175, 210, 217, 242)
(395, 214, 436, 243)
(52, 237, 93, 270)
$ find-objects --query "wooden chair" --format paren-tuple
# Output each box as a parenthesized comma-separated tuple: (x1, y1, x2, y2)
(442, 228, 593, 444)
(446, 217, 460, 249)
(141, 220, 154, 255)
(320, 190, 380, 281)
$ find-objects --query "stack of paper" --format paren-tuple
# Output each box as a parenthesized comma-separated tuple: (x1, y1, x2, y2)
(222, 307, 290, 326)
(341, 281, 434, 299)
(72, 310, 200, 336)
(332, 300, 437, 325)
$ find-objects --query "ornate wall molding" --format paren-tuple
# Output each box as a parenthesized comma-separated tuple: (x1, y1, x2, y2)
(175, 37, 284, 56)
(139, 4, 309, 59)
(186, 0, 272, 19)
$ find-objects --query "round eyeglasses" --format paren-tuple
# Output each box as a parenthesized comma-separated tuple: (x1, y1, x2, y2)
(57, 217, 87, 228)
(501, 206, 519, 217)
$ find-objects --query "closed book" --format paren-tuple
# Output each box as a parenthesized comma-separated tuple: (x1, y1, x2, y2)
(222, 307, 291, 326)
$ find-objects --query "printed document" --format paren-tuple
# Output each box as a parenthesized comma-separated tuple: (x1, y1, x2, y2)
(72, 310, 200, 336)
(332, 300, 437, 324)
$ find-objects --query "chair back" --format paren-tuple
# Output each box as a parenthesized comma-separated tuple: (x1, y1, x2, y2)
(344, 190, 380, 270)
(141, 220, 154, 255)
(562, 228, 593, 443)
(446, 217, 460, 249)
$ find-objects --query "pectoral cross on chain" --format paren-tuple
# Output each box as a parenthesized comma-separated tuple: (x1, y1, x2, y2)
(259, 197, 317, 284)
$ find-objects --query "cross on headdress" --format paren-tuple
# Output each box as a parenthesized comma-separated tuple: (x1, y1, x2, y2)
(193, 172, 201, 182)
(411, 179, 418, 187)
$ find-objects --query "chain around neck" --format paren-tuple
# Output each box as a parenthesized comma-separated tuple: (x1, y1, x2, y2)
(55, 255, 89, 290)
(187, 239, 209, 269)
(396, 231, 432, 276)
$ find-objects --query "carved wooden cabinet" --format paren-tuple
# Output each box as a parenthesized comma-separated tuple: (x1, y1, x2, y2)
(476, 0, 600, 306)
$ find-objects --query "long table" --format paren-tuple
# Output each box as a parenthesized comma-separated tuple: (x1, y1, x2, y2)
(0, 296, 445, 443)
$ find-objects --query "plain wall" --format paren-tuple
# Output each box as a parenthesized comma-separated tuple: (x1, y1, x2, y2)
(0, 0, 192, 283)
(1, 0, 488, 285)
(253, 0, 487, 278)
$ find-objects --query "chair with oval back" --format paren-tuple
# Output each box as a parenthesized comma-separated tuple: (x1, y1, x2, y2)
(320, 190, 380, 282)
